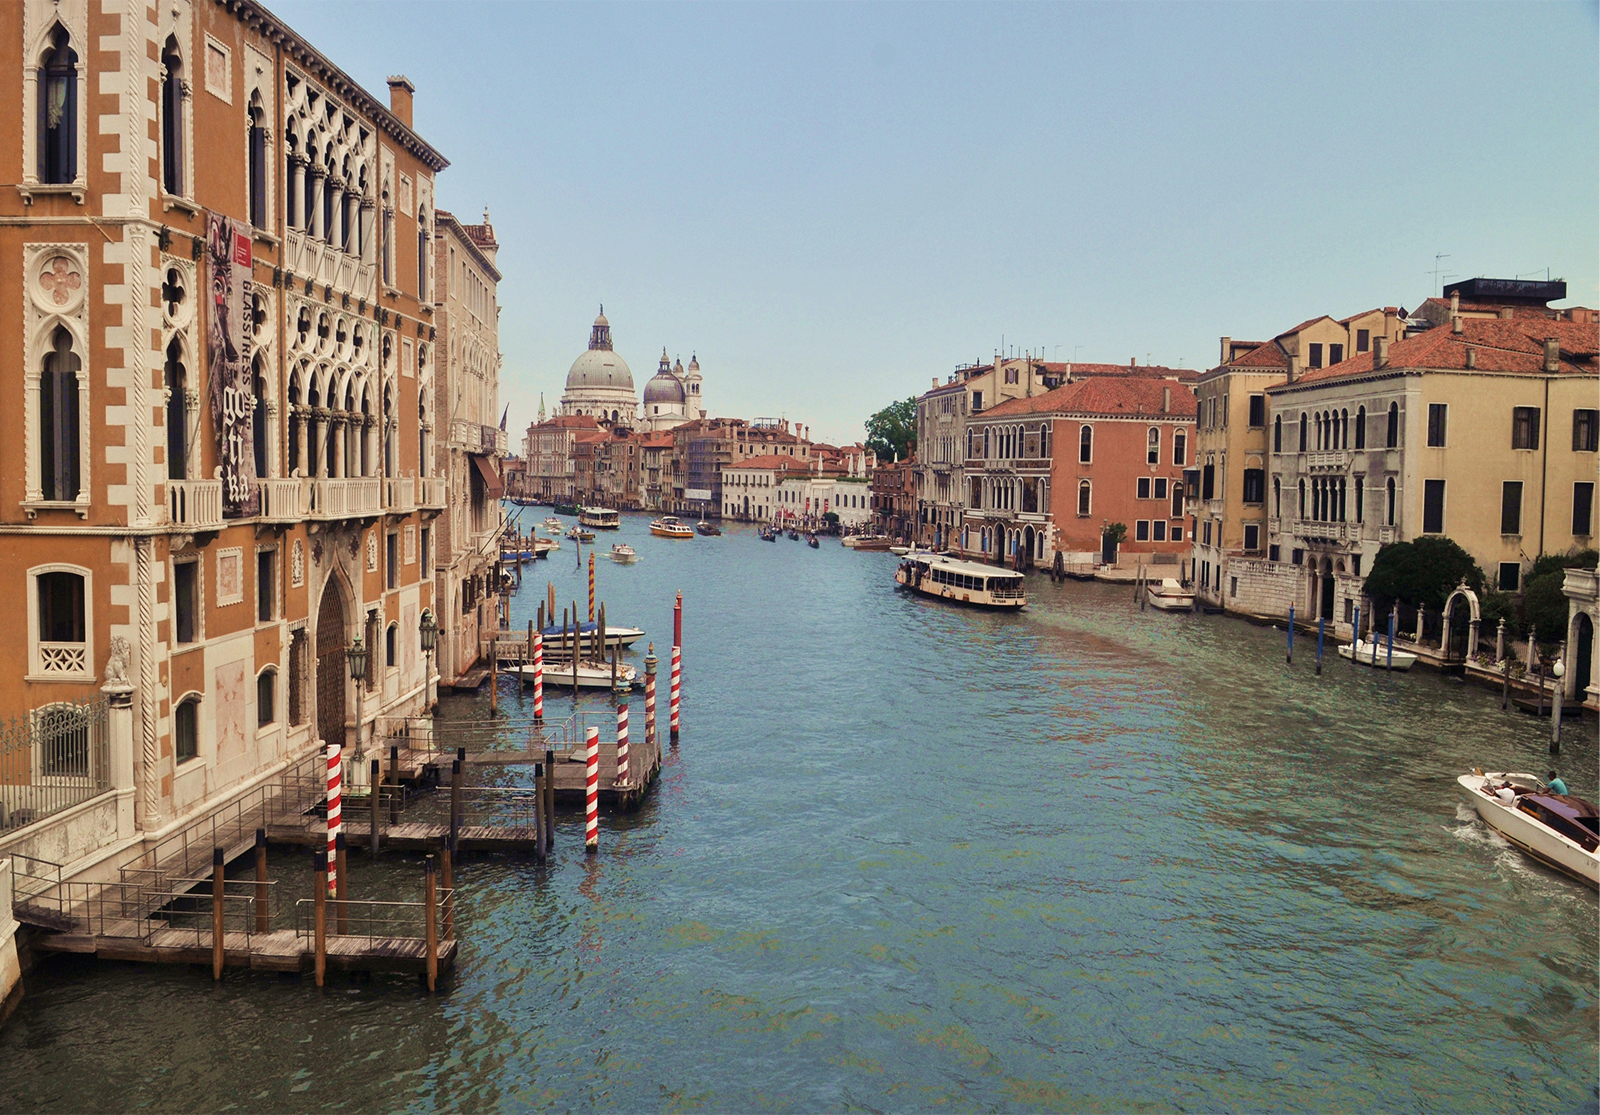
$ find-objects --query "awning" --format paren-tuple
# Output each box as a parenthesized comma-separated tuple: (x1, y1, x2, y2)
(471, 454, 504, 498)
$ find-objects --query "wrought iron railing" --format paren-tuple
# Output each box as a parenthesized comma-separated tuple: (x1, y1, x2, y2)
(0, 697, 110, 832)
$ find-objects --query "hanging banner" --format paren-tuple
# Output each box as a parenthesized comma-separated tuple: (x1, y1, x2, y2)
(206, 211, 258, 516)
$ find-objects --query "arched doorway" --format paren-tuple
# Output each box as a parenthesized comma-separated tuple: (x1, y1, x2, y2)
(1572, 612, 1594, 702)
(315, 577, 349, 747)
(1023, 525, 1035, 570)
(1319, 558, 1335, 622)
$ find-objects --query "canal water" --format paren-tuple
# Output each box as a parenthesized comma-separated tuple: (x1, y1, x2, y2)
(4, 512, 1596, 1112)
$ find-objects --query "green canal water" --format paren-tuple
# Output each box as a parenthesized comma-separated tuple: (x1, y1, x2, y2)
(3, 512, 1596, 1112)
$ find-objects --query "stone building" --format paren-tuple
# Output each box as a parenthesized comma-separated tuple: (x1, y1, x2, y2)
(431, 210, 504, 683)
(0, 1, 448, 879)
(642, 350, 706, 431)
(522, 414, 599, 504)
(722, 455, 810, 522)
(870, 455, 917, 541)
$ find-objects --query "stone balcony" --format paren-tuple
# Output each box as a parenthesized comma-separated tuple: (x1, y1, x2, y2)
(166, 479, 223, 529)
(419, 477, 447, 510)
(257, 478, 306, 522)
(308, 477, 382, 520)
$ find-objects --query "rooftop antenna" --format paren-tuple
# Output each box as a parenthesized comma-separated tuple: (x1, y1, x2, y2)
(1429, 253, 1452, 295)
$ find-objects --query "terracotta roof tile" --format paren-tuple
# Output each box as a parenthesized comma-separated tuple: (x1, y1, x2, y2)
(733, 454, 811, 470)
(1229, 341, 1290, 369)
(1289, 316, 1599, 385)
(1277, 315, 1335, 337)
(981, 375, 1197, 419)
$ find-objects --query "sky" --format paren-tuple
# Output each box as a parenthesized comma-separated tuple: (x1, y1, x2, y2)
(278, 1, 1600, 446)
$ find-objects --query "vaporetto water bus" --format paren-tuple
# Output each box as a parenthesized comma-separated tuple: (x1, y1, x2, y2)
(894, 554, 1026, 609)
(579, 506, 621, 529)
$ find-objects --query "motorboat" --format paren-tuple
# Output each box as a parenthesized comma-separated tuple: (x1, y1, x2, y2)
(554, 502, 581, 516)
(566, 526, 595, 542)
(842, 535, 892, 551)
(651, 516, 695, 539)
(695, 521, 722, 536)
(513, 660, 638, 690)
(579, 506, 621, 529)
(609, 543, 639, 564)
(538, 620, 645, 651)
(1145, 578, 1195, 612)
(894, 554, 1026, 609)
(1338, 636, 1419, 671)
(1457, 770, 1598, 888)
(543, 516, 564, 532)
(533, 536, 559, 557)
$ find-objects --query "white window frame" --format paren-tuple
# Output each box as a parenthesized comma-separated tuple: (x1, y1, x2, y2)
(19, 6, 89, 204)
(27, 563, 93, 682)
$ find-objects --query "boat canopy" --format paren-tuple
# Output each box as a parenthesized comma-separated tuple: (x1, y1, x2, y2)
(907, 555, 1022, 583)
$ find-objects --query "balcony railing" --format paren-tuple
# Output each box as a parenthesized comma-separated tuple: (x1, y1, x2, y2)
(167, 479, 223, 529)
(308, 477, 382, 519)
(1306, 451, 1351, 470)
(1292, 519, 1352, 542)
(386, 476, 416, 514)
(419, 476, 447, 509)
(451, 420, 502, 454)
(257, 478, 306, 522)
(1378, 525, 1397, 544)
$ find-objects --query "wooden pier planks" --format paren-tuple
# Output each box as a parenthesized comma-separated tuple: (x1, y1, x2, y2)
(32, 926, 458, 976)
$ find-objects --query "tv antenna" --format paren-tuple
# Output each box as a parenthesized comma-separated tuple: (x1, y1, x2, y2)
(1429, 253, 1455, 294)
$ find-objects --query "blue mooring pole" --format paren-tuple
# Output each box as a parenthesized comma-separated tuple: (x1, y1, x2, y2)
(1287, 605, 1295, 663)
(1352, 605, 1361, 667)
(1386, 611, 1396, 671)
(1316, 615, 1325, 675)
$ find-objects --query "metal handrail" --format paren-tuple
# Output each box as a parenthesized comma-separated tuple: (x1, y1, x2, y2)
(293, 892, 454, 945)
(140, 890, 270, 946)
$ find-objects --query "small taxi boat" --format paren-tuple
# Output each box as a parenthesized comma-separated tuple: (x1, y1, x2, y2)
(894, 554, 1025, 609)
(1145, 578, 1196, 612)
(1338, 637, 1419, 671)
(514, 660, 638, 690)
(842, 535, 892, 551)
(1457, 770, 1598, 887)
(651, 516, 695, 539)
(609, 543, 638, 564)
(538, 620, 645, 650)
(566, 526, 595, 542)
(579, 506, 621, 529)
(695, 521, 722, 536)
(543, 516, 564, 532)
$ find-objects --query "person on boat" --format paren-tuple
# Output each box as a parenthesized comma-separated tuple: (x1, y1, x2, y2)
(1547, 771, 1569, 795)
(1494, 784, 1516, 805)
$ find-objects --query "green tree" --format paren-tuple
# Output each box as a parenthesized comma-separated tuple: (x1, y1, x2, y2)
(1520, 549, 1598, 648)
(864, 397, 918, 462)
(1364, 536, 1483, 613)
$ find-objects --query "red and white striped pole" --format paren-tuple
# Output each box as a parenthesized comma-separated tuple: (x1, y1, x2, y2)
(583, 725, 599, 853)
(614, 703, 629, 787)
(588, 551, 596, 623)
(325, 741, 342, 896)
(669, 644, 681, 744)
(673, 590, 683, 650)
(644, 644, 658, 748)
(532, 630, 544, 722)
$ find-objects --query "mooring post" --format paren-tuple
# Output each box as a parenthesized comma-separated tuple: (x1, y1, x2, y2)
(313, 850, 328, 989)
(544, 748, 556, 848)
(254, 828, 268, 934)
(370, 758, 383, 859)
(211, 847, 225, 980)
(584, 725, 599, 853)
(674, 590, 683, 650)
(1536, 655, 1546, 718)
(1315, 615, 1325, 676)
(588, 550, 596, 623)
(440, 838, 455, 941)
(334, 831, 349, 936)
(1551, 644, 1565, 752)
(1502, 653, 1512, 709)
(1286, 605, 1294, 663)
(525, 619, 534, 703)
(670, 644, 681, 745)
(533, 630, 544, 723)
(534, 761, 547, 860)
(1387, 608, 1396, 671)
(450, 758, 462, 855)
(388, 744, 401, 825)
(490, 637, 499, 718)
(423, 855, 438, 993)
(572, 601, 580, 692)
(644, 644, 658, 748)
(614, 703, 630, 789)
(326, 742, 342, 898)
(1352, 606, 1361, 668)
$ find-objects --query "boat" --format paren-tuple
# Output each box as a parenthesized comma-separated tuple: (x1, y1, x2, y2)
(566, 526, 595, 542)
(806, 533, 820, 549)
(609, 543, 638, 564)
(1145, 578, 1196, 612)
(759, 527, 778, 542)
(842, 535, 892, 551)
(537, 620, 645, 650)
(651, 516, 695, 539)
(1338, 637, 1419, 671)
(554, 502, 581, 516)
(579, 506, 621, 530)
(512, 660, 638, 690)
(894, 554, 1026, 609)
(510, 496, 539, 507)
(695, 521, 722, 536)
(890, 544, 946, 558)
(1457, 770, 1598, 888)
(500, 548, 534, 563)
(787, 529, 800, 541)
(534, 536, 559, 557)
(543, 517, 564, 532)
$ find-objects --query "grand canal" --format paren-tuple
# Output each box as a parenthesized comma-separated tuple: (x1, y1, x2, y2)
(3, 512, 1596, 1112)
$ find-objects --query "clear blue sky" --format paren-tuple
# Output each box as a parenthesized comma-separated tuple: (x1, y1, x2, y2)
(279, 1, 1599, 445)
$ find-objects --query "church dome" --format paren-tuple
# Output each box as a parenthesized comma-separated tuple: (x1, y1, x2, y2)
(565, 309, 632, 391)
(644, 367, 686, 405)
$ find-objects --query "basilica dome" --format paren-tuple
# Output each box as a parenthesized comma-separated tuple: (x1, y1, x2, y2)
(565, 311, 633, 391)
(643, 349, 686, 405)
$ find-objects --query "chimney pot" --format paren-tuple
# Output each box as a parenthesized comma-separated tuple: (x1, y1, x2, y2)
(1130, 357, 1137, 368)
(1220, 336, 1231, 365)
(1500, 308, 1514, 320)
(1465, 346, 1476, 370)
(1288, 354, 1300, 383)
(1451, 314, 1463, 334)
(1544, 338, 1559, 372)
(1450, 290, 1459, 313)
(386, 76, 416, 129)
(1163, 386, 1171, 413)
(1374, 335, 1390, 368)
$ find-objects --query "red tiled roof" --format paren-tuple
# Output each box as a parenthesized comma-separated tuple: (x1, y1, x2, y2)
(1277, 315, 1335, 337)
(737, 454, 810, 471)
(531, 415, 600, 430)
(1337, 307, 1395, 324)
(1290, 315, 1599, 385)
(571, 431, 607, 445)
(1229, 340, 1289, 369)
(980, 375, 1197, 419)
(637, 432, 674, 448)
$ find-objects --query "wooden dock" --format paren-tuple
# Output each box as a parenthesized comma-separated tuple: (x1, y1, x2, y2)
(33, 927, 458, 975)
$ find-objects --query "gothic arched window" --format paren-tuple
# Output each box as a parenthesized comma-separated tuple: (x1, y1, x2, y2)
(1355, 405, 1367, 449)
(1273, 414, 1282, 453)
(248, 99, 268, 228)
(253, 361, 269, 479)
(38, 27, 78, 184)
(1386, 402, 1399, 448)
(1079, 425, 1092, 464)
(165, 338, 187, 480)
(160, 37, 184, 196)
(40, 327, 81, 501)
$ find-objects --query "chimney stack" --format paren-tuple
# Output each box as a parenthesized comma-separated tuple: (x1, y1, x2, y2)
(1374, 335, 1389, 368)
(1543, 338, 1559, 372)
(386, 76, 415, 128)
(1499, 307, 1514, 320)
(1450, 289, 1459, 314)
(1130, 357, 1137, 368)
(1464, 347, 1476, 370)
(1451, 313, 1463, 334)
(1220, 337, 1231, 366)
(1163, 386, 1171, 413)
(1287, 354, 1300, 383)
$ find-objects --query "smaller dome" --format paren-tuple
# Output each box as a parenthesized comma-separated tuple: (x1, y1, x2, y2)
(644, 368, 686, 406)
(687, 353, 700, 373)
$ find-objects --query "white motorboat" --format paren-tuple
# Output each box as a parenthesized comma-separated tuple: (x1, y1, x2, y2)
(544, 517, 564, 533)
(538, 620, 645, 650)
(513, 660, 638, 690)
(609, 543, 638, 564)
(894, 554, 1025, 609)
(1338, 636, 1419, 671)
(1145, 578, 1195, 612)
(1457, 770, 1598, 888)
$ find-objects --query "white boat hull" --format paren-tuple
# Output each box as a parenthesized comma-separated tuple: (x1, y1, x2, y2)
(1145, 580, 1195, 611)
(513, 662, 638, 689)
(1338, 640, 1418, 670)
(1457, 773, 1599, 887)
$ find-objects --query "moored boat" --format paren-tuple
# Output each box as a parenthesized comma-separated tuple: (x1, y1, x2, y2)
(1338, 637, 1419, 671)
(695, 521, 722, 536)
(579, 506, 621, 529)
(554, 502, 581, 516)
(1145, 578, 1195, 612)
(513, 660, 638, 690)
(843, 535, 892, 551)
(894, 554, 1026, 609)
(651, 516, 695, 539)
(537, 620, 645, 650)
(1457, 770, 1598, 887)
(609, 543, 639, 564)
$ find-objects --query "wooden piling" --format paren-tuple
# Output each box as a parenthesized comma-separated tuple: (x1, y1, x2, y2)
(211, 847, 225, 980)
(534, 761, 548, 860)
(588, 550, 596, 623)
(1287, 605, 1295, 663)
(449, 758, 462, 854)
(313, 851, 327, 988)
(335, 831, 349, 936)
(674, 590, 683, 649)
(645, 645, 658, 747)
(544, 749, 556, 848)
(371, 758, 383, 858)
(1315, 616, 1325, 676)
(440, 839, 455, 941)
(572, 602, 580, 692)
(423, 856, 438, 993)
(584, 726, 599, 852)
(1502, 654, 1511, 709)
(254, 828, 268, 934)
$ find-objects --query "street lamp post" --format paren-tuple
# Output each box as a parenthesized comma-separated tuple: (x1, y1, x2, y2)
(419, 608, 439, 711)
(1551, 649, 1566, 752)
(346, 634, 368, 768)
